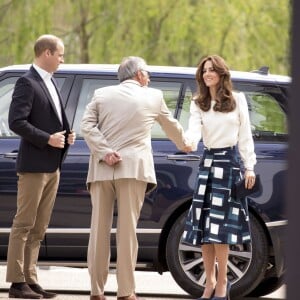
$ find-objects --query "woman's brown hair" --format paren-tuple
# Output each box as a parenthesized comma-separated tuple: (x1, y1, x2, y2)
(194, 55, 236, 112)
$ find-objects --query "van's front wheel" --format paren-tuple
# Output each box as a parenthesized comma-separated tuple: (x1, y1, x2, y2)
(166, 210, 269, 298)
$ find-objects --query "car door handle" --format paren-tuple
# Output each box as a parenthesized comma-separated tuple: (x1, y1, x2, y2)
(4, 152, 18, 159)
(167, 154, 201, 161)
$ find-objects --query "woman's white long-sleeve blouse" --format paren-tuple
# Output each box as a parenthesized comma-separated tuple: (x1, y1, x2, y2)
(185, 91, 256, 170)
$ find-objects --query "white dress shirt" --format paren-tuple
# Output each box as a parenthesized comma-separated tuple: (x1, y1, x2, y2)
(185, 91, 256, 170)
(33, 64, 62, 123)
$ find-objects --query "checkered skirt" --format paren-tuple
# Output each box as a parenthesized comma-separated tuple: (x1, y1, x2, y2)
(183, 147, 251, 245)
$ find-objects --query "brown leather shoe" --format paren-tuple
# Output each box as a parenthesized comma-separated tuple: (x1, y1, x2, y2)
(29, 283, 57, 298)
(8, 283, 42, 299)
(117, 294, 143, 300)
(90, 295, 106, 300)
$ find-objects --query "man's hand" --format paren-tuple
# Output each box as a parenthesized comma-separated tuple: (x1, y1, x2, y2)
(67, 130, 76, 145)
(104, 151, 122, 166)
(48, 130, 66, 148)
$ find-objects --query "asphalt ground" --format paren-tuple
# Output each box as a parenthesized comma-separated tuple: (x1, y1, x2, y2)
(0, 266, 285, 300)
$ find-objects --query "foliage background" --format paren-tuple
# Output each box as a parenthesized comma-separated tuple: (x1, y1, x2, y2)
(0, 0, 291, 74)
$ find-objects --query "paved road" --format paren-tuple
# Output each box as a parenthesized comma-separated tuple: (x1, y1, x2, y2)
(0, 266, 285, 299)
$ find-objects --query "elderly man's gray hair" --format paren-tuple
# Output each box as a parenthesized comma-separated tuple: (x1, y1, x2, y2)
(118, 56, 148, 82)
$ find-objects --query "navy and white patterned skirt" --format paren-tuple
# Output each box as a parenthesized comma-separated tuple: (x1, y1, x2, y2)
(183, 146, 251, 245)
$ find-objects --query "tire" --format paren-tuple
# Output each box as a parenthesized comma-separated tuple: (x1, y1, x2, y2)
(246, 275, 285, 297)
(165, 209, 269, 298)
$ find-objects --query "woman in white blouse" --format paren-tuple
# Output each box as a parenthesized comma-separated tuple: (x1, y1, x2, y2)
(183, 55, 256, 300)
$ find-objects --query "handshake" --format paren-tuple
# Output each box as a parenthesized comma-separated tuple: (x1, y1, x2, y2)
(181, 140, 194, 153)
(180, 136, 197, 153)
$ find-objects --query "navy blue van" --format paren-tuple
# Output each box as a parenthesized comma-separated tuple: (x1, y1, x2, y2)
(0, 64, 289, 298)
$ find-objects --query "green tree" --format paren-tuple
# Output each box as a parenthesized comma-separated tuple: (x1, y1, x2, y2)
(0, 0, 291, 75)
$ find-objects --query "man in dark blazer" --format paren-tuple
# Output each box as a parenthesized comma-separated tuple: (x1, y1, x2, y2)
(6, 34, 76, 299)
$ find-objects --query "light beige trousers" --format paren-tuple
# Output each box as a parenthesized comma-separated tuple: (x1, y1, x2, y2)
(6, 170, 60, 283)
(88, 179, 147, 297)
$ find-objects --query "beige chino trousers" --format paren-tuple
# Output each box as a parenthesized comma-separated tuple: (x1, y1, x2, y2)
(6, 170, 60, 283)
(88, 178, 147, 297)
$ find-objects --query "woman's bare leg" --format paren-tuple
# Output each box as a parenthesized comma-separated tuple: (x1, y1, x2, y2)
(201, 244, 216, 298)
(214, 244, 229, 297)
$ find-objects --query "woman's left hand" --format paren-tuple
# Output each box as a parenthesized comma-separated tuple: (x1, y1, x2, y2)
(245, 170, 256, 189)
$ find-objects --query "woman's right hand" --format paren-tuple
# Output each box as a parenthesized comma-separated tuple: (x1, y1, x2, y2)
(245, 169, 256, 189)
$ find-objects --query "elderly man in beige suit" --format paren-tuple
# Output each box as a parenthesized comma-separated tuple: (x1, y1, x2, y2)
(81, 56, 191, 300)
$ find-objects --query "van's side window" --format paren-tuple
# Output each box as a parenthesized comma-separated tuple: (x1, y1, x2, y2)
(0, 76, 66, 138)
(243, 91, 287, 136)
(234, 83, 288, 141)
(178, 86, 193, 131)
(148, 81, 182, 138)
(73, 79, 118, 136)
(74, 79, 183, 138)
(0, 77, 18, 137)
(179, 85, 287, 142)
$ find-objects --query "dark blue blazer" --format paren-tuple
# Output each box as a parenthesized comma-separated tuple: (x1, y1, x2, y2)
(8, 66, 70, 172)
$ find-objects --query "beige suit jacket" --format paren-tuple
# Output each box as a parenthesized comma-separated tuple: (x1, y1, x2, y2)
(80, 80, 187, 193)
